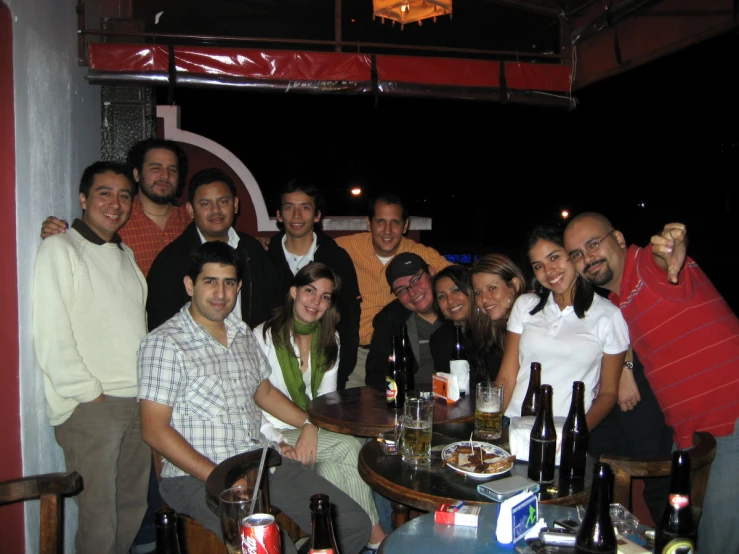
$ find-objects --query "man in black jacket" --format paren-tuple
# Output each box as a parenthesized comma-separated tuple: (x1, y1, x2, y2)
(147, 168, 280, 331)
(267, 179, 361, 390)
(366, 253, 443, 388)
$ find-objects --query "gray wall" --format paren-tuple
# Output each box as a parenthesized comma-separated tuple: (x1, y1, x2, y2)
(6, 0, 101, 551)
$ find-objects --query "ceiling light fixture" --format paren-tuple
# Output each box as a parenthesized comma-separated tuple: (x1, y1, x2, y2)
(373, 0, 452, 30)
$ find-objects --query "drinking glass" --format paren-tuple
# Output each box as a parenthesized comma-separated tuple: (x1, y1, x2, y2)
(475, 382, 503, 440)
(397, 396, 434, 465)
(219, 486, 264, 554)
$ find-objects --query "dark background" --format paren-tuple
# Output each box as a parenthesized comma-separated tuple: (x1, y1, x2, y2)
(156, 30, 738, 309)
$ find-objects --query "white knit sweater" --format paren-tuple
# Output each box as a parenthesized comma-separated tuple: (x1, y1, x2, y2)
(33, 228, 147, 425)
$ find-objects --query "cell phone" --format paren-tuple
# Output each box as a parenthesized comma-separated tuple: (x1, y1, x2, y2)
(477, 475, 540, 502)
(539, 528, 577, 547)
(553, 519, 580, 533)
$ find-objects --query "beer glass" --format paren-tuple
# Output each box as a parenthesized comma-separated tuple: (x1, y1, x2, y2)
(397, 396, 433, 465)
(219, 486, 264, 554)
(475, 382, 503, 440)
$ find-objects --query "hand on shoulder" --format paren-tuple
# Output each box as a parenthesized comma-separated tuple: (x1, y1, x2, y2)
(650, 223, 687, 283)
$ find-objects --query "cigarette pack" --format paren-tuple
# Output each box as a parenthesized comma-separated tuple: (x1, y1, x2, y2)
(434, 500, 480, 527)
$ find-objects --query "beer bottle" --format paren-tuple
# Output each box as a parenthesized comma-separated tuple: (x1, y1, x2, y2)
(654, 451, 696, 553)
(527, 384, 556, 484)
(450, 325, 470, 396)
(575, 462, 617, 554)
(155, 508, 182, 554)
(400, 324, 415, 394)
(521, 362, 542, 416)
(309, 494, 341, 554)
(560, 381, 589, 480)
(386, 334, 405, 411)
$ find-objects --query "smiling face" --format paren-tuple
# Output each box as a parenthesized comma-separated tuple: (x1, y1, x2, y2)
(290, 277, 334, 325)
(134, 147, 180, 205)
(79, 171, 134, 242)
(393, 270, 435, 315)
(529, 238, 577, 299)
(184, 262, 242, 325)
(368, 201, 409, 257)
(472, 272, 519, 321)
(278, 191, 321, 240)
(564, 216, 626, 294)
(434, 276, 471, 323)
(187, 181, 239, 241)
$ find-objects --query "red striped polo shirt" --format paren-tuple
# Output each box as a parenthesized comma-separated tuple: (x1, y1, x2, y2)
(610, 245, 739, 449)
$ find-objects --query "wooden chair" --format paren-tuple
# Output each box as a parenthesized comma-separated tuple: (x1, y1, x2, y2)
(159, 447, 304, 553)
(600, 431, 717, 521)
(0, 471, 83, 554)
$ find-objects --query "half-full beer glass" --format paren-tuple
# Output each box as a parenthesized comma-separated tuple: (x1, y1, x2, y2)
(475, 382, 503, 440)
(398, 396, 433, 465)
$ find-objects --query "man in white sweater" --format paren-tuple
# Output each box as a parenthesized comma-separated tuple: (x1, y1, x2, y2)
(33, 161, 151, 554)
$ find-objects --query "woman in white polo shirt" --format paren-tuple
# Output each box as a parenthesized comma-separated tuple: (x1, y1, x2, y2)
(496, 226, 629, 431)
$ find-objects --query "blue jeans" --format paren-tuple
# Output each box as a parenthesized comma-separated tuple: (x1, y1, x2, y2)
(697, 417, 739, 553)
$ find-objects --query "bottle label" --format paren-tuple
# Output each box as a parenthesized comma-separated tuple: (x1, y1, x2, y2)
(668, 494, 690, 509)
(386, 376, 398, 401)
(660, 538, 694, 554)
(308, 550, 335, 554)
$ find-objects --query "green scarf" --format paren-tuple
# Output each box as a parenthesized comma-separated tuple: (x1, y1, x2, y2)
(275, 320, 326, 411)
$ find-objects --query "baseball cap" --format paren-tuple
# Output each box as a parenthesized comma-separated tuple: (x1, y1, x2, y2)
(385, 253, 429, 289)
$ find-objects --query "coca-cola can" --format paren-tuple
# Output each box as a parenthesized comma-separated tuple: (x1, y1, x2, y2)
(241, 513, 281, 554)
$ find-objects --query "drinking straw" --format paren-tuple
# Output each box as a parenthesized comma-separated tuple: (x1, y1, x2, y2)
(249, 441, 269, 515)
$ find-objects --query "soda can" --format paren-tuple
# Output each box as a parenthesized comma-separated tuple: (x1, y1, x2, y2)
(241, 513, 281, 554)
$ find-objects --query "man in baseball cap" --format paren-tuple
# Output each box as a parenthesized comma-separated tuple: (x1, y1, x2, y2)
(366, 252, 441, 388)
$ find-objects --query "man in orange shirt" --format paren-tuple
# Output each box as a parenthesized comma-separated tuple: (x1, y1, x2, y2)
(40, 138, 192, 277)
(336, 193, 450, 389)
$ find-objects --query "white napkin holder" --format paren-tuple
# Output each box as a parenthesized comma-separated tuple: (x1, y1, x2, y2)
(449, 360, 470, 396)
(508, 416, 566, 466)
(495, 490, 539, 544)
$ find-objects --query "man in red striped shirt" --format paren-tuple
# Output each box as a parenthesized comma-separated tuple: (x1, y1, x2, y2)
(564, 212, 738, 553)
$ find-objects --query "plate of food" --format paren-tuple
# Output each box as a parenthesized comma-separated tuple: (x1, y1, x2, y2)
(441, 441, 515, 480)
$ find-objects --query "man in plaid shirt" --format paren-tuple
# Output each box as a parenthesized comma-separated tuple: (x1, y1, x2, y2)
(137, 242, 370, 554)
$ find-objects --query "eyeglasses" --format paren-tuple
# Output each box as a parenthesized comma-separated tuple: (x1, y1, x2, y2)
(568, 230, 615, 263)
(393, 270, 426, 298)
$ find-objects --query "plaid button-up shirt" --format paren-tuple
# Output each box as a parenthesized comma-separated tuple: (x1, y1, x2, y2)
(138, 304, 271, 478)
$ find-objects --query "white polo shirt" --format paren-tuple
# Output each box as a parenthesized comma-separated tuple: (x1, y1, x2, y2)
(505, 292, 629, 419)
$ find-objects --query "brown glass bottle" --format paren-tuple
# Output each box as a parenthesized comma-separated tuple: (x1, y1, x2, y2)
(521, 362, 542, 416)
(654, 451, 695, 553)
(309, 493, 341, 554)
(560, 381, 590, 480)
(386, 334, 405, 411)
(575, 462, 617, 553)
(527, 384, 556, 484)
(155, 508, 182, 554)
(400, 324, 415, 394)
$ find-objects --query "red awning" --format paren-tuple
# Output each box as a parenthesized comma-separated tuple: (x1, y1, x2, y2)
(87, 43, 575, 109)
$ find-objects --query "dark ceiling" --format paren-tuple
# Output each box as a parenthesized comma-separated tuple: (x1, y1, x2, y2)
(131, 0, 572, 56)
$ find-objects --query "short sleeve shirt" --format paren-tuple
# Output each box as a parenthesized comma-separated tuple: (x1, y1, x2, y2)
(505, 292, 629, 419)
(137, 304, 271, 478)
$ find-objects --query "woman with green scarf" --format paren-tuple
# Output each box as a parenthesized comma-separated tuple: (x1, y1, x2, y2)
(255, 262, 386, 551)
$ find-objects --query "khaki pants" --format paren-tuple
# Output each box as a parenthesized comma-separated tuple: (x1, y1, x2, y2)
(345, 346, 369, 389)
(55, 396, 150, 554)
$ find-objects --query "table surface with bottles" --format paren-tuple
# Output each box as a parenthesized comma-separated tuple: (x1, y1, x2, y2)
(306, 385, 476, 437)
(358, 421, 589, 527)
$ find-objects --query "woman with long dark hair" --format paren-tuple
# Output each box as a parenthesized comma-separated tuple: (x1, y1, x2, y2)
(254, 262, 385, 549)
(495, 226, 628, 430)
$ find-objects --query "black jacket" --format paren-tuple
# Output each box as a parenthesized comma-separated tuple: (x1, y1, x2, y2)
(365, 300, 416, 387)
(267, 229, 361, 390)
(146, 222, 281, 331)
(430, 321, 503, 388)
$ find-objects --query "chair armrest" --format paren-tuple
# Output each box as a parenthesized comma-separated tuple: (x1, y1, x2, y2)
(0, 472, 83, 505)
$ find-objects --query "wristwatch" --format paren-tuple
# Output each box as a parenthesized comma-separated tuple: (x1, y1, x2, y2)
(624, 361, 634, 370)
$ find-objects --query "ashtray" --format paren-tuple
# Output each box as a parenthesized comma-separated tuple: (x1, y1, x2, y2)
(576, 503, 639, 534)
(377, 429, 398, 455)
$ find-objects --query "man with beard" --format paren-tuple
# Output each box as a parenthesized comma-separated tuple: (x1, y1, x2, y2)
(40, 138, 192, 277)
(564, 212, 739, 552)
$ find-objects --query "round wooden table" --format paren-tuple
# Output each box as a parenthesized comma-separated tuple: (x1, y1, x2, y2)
(359, 422, 589, 528)
(307, 386, 476, 438)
